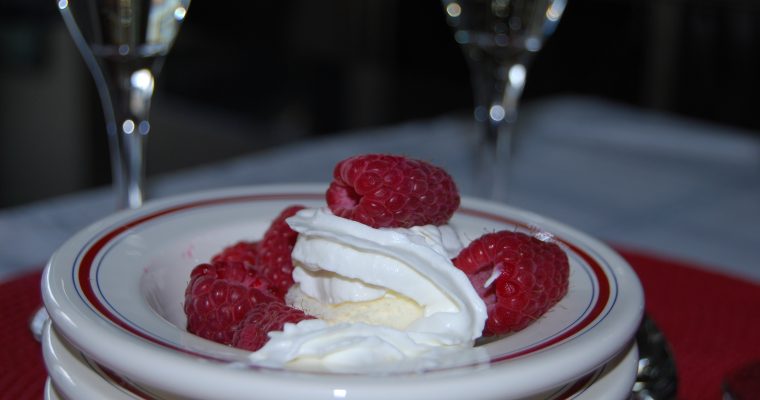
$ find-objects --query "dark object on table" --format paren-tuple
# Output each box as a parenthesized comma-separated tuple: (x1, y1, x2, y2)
(723, 361, 760, 400)
(633, 315, 678, 399)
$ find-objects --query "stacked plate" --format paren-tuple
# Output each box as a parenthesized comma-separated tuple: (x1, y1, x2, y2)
(41, 184, 644, 400)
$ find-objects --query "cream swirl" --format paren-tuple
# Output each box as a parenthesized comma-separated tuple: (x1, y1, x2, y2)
(248, 208, 487, 372)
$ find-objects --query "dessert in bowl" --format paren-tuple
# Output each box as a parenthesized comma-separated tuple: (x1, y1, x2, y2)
(42, 155, 644, 399)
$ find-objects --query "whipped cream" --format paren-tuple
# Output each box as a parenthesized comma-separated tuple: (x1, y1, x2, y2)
(248, 208, 487, 372)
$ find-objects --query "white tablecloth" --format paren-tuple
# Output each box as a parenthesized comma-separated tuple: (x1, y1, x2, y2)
(2, 95, 759, 283)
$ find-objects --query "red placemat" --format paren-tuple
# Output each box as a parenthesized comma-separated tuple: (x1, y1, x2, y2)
(0, 270, 46, 400)
(616, 248, 760, 400)
(1, 250, 759, 400)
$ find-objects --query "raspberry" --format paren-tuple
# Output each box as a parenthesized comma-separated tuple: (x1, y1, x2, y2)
(211, 240, 259, 266)
(232, 302, 314, 351)
(184, 261, 278, 345)
(256, 205, 305, 299)
(452, 231, 569, 336)
(326, 154, 460, 228)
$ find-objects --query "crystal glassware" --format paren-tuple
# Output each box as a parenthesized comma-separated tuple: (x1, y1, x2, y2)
(57, 0, 191, 209)
(442, 0, 566, 201)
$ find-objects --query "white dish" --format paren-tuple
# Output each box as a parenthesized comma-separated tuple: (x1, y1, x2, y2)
(42, 320, 142, 400)
(42, 318, 638, 400)
(561, 342, 638, 400)
(43, 379, 60, 400)
(42, 184, 644, 400)
(42, 321, 179, 400)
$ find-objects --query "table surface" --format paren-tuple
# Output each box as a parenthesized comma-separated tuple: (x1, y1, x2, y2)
(2, 95, 758, 283)
(2, 95, 760, 400)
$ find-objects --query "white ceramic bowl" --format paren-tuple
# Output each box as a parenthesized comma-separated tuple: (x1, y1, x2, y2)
(41, 317, 639, 400)
(42, 184, 644, 400)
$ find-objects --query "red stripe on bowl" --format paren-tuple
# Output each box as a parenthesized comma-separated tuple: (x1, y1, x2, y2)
(75, 194, 613, 369)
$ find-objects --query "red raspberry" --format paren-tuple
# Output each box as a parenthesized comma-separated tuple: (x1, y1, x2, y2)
(184, 261, 278, 345)
(326, 154, 460, 228)
(256, 205, 305, 299)
(452, 231, 570, 336)
(211, 240, 259, 266)
(232, 302, 314, 351)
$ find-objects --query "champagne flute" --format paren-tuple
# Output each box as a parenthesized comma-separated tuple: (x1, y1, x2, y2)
(442, 0, 566, 201)
(30, 0, 191, 342)
(57, 0, 191, 209)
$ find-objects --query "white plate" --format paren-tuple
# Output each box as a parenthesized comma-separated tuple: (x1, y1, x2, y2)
(42, 184, 644, 400)
(42, 318, 638, 400)
(42, 321, 178, 400)
(43, 379, 60, 400)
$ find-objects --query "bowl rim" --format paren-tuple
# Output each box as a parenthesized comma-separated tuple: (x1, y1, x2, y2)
(42, 318, 641, 400)
(42, 183, 644, 400)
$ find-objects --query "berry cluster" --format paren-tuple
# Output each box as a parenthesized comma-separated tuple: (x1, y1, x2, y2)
(326, 154, 460, 228)
(184, 206, 310, 351)
(452, 231, 570, 335)
(184, 154, 570, 352)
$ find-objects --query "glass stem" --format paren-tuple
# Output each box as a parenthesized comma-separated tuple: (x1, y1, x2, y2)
(467, 52, 528, 202)
(59, 4, 161, 210)
(95, 57, 161, 209)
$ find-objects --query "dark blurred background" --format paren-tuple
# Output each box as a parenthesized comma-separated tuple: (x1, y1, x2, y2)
(1, 0, 759, 208)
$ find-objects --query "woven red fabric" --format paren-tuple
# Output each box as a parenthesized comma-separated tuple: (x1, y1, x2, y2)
(1, 249, 759, 400)
(0, 270, 46, 400)
(618, 248, 760, 400)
